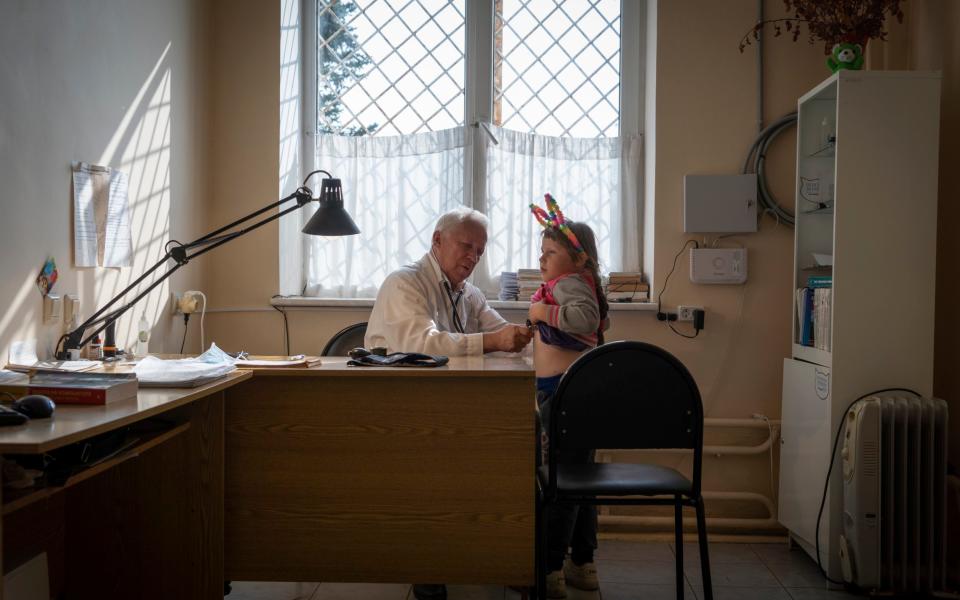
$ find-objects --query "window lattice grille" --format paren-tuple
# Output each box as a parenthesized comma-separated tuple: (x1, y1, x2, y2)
(494, 0, 621, 137)
(317, 0, 466, 136)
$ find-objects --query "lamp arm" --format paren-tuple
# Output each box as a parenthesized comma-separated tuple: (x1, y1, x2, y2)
(57, 187, 316, 359)
(171, 189, 312, 263)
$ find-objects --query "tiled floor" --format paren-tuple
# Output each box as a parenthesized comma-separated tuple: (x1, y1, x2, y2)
(226, 540, 865, 600)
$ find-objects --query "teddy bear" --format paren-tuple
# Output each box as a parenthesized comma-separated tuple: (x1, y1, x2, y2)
(827, 43, 864, 73)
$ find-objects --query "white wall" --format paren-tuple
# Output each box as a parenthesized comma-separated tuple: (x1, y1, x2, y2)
(0, 0, 210, 359)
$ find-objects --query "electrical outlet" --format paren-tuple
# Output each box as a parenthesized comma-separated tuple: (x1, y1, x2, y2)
(677, 305, 703, 322)
(802, 179, 820, 196)
(179, 291, 201, 314)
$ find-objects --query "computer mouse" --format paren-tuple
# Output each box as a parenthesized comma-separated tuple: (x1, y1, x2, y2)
(12, 395, 56, 419)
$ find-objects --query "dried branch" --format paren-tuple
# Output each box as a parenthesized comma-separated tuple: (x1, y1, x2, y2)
(738, 0, 904, 54)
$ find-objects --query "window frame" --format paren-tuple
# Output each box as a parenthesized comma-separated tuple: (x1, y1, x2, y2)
(293, 0, 646, 298)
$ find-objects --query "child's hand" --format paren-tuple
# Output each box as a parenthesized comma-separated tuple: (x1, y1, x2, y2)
(528, 301, 550, 325)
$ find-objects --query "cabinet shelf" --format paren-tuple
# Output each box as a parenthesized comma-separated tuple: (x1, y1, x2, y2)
(2, 422, 190, 515)
(792, 343, 832, 368)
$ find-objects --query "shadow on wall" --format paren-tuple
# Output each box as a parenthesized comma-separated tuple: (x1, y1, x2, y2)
(0, 43, 176, 358)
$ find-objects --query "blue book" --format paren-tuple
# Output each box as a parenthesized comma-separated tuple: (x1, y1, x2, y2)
(797, 288, 814, 346)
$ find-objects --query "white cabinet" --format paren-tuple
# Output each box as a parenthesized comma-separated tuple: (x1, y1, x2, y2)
(778, 71, 940, 580)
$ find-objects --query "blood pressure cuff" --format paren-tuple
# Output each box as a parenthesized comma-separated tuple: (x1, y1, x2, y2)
(347, 352, 449, 368)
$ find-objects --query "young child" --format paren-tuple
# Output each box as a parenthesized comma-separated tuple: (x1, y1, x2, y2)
(528, 194, 609, 599)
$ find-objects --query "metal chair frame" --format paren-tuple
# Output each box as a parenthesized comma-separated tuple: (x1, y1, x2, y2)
(536, 341, 713, 600)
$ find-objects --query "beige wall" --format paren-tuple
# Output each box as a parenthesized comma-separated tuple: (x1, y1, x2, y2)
(0, 0, 210, 358)
(200, 0, 836, 524)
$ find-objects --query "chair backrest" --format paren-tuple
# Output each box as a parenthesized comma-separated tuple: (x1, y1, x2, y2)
(549, 341, 705, 487)
(321, 322, 368, 356)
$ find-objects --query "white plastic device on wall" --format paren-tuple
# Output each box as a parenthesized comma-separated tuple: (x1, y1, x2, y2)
(689, 248, 747, 284)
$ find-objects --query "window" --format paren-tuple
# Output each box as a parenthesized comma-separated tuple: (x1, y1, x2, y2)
(283, 0, 643, 298)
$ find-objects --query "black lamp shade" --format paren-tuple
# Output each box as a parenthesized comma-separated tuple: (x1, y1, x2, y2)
(301, 177, 360, 236)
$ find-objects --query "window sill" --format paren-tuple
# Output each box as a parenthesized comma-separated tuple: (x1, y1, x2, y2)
(271, 297, 657, 312)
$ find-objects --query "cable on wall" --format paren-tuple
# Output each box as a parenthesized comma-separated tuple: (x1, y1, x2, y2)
(271, 294, 291, 355)
(747, 0, 797, 227)
(743, 112, 798, 227)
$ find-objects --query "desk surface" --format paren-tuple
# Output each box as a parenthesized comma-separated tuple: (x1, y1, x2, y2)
(0, 370, 251, 454)
(246, 355, 534, 377)
(0, 356, 532, 453)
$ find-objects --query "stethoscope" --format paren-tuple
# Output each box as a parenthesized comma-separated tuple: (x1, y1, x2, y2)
(432, 249, 467, 334)
(442, 280, 465, 334)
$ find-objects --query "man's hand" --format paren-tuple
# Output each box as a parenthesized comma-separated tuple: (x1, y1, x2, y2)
(528, 301, 550, 325)
(482, 324, 533, 353)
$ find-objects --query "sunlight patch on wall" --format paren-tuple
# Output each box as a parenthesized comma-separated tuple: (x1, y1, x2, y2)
(81, 44, 174, 352)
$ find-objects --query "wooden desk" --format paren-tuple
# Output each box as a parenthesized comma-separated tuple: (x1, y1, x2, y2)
(0, 371, 252, 600)
(224, 356, 536, 585)
(1, 356, 536, 597)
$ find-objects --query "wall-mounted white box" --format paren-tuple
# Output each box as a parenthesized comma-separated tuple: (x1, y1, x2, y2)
(42, 294, 62, 323)
(683, 174, 758, 233)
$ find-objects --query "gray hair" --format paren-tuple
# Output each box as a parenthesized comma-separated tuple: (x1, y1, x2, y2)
(433, 207, 489, 234)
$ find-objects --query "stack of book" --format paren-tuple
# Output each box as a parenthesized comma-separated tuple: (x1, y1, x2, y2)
(518, 269, 542, 301)
(606, 272, 648, 302)
(498, 271, 519, 301)
(0, 371, 138, 405)
(796, 275, 833, 351)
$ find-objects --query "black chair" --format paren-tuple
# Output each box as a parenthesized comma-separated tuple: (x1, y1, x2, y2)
(536, 341, 713, 600)
(321, 322, 368, 356)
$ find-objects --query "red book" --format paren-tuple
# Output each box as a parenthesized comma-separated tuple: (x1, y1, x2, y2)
(1, 372, 138, 405)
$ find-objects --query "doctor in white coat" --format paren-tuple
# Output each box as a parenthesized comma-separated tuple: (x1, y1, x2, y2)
(365, 207, 532, 356)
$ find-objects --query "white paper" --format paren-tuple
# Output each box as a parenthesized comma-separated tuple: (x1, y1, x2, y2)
(8, 340, 38, 367)
(6, 340, 99, 372)
(73, 162, 132, 267)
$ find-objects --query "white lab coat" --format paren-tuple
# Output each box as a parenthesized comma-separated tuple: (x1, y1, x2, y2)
(365, 252, 507, 356)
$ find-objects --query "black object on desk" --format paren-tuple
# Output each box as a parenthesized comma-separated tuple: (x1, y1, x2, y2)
(0, 404, 28, 426)
(347, 351, 448, 368)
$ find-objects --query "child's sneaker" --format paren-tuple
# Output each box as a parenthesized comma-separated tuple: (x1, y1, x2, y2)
(563, 557, 599, 591)
(545, 569, 567, 598)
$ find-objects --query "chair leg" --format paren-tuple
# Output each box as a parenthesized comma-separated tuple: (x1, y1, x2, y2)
(674, 496, 684, 600)
(695, 497, 713, 600)
(537, 498, 547, 600)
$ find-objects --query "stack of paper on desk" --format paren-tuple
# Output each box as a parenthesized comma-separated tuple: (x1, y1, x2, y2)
(133, 355, 236, 388)
(233, 355, 321, 368)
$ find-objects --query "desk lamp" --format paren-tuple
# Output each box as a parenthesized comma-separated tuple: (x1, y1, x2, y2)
(55, 170, 358, 360)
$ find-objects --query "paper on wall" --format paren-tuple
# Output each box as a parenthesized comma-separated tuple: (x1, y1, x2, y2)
(72, 162, 132, 267)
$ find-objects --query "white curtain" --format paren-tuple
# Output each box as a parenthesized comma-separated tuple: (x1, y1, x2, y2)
(473, 124, 642, 296)
(302, 127, 471, 298)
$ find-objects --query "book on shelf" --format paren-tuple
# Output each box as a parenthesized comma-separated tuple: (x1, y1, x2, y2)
(797, 287, 814, 347)
(807, 275, 833, 289)
(606, 291, 649, 302)
(813, 287, 833, 351)
(0, 371, 138, 405)
(605, 282, 649, 293)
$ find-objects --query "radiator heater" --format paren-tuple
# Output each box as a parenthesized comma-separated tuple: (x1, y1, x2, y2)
(838, 395, 949, 593)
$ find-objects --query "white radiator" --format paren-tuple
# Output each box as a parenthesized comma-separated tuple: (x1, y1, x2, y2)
(839, 395, 949, 593)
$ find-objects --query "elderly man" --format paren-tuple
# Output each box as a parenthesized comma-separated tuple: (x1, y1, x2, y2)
(365, 207, 532, 600)
(365, 207, 532, 356)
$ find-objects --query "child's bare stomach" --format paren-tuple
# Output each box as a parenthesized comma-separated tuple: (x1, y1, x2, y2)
(534, 330, 587, 378)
